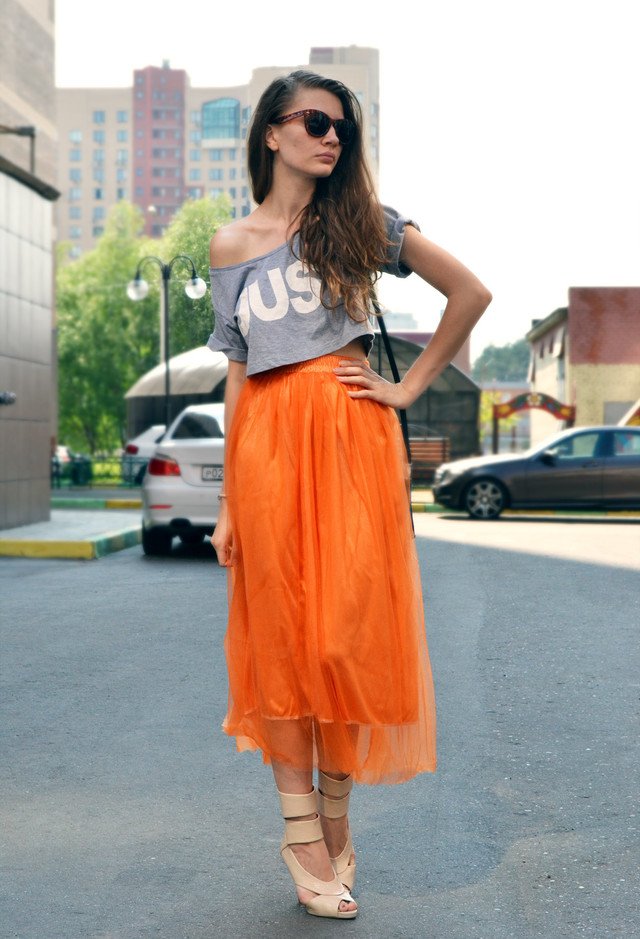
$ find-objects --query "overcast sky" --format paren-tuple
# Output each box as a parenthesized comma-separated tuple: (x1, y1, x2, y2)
(55, 0, 640, 359)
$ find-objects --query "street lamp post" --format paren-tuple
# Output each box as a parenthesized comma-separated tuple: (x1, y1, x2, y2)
(127, 255, 206, 429)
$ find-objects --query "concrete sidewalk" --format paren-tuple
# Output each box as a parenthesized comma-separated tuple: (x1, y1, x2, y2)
(0, 509, 141, 560)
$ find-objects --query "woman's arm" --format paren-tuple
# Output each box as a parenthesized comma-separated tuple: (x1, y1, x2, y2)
(334, 225, 492, 407)
(211, 360, 246, 567)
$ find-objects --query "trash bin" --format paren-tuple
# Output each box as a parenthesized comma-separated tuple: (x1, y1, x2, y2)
(71, 455, 93, 486)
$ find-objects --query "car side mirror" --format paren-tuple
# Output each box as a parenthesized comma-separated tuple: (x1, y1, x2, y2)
(540, 449, 556, 466)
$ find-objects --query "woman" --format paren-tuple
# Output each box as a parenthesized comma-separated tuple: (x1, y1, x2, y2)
(208, 69, 491, 920)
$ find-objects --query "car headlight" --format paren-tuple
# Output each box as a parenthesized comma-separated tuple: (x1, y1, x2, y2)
(433, 465, 452, 485)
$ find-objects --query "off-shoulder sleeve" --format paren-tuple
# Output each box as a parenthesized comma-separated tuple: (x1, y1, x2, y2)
(206, 268, 248, 363)
(379, 205, 420, 278)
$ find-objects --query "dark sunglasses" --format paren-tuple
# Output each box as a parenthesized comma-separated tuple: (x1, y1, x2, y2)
(271, 109, 356, 145)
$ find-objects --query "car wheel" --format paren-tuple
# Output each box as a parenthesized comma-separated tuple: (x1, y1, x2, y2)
(141, 525, 173, 556)
(178, 531, 205, 546)
(464, 478, 507, 520)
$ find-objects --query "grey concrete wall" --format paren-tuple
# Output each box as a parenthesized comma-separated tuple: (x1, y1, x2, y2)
(0, 170, 54, 529)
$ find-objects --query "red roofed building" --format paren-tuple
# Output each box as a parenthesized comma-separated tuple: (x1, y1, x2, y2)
(526, 287, 640, 444)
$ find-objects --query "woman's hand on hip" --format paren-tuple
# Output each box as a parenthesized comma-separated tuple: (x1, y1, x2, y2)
(211, 501, 236, 567)
(334, 360, 413, 409)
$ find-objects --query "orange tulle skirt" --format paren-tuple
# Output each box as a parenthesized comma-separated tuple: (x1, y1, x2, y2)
(222, 354, 436, 784)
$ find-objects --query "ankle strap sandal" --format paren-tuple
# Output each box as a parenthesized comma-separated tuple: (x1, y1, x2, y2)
(277, 787, 357, 920)
(317, 772, 356, 891)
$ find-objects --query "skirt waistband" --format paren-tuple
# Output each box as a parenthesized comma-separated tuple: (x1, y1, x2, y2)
(260, 354, 369, 377)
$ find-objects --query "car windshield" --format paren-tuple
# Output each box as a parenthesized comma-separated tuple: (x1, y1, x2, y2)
(171, 413, 224, 439)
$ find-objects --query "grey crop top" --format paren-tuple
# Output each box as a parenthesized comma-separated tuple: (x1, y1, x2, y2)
(207, 205, 418, 376)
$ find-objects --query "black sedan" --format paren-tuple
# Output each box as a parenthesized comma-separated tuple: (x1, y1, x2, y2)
(432, 425, 640, 519)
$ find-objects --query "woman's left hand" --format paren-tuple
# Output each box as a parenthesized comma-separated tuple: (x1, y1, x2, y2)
(334, 360, 413, 409)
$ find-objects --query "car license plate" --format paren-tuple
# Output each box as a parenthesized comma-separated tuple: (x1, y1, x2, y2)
(201, 465, 223, 481)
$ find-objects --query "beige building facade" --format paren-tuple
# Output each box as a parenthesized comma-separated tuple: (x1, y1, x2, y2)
(56, 47, 380, 257)
(526, 288, 640, 445)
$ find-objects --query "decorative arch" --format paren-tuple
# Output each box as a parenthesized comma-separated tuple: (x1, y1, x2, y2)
(492, 392, 575, 454)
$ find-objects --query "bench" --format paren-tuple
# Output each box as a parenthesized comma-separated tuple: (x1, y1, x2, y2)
(409, 437, 450, 485)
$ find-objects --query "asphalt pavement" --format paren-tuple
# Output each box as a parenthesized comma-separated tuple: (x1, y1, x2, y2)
(1, 515, 638, 938)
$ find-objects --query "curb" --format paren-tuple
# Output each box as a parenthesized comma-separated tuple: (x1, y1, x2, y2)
(51, 497, 142, 510)
(0, 525, 141, 560)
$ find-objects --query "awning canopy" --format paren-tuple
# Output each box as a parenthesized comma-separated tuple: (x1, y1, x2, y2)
(125, 346, 228, 398)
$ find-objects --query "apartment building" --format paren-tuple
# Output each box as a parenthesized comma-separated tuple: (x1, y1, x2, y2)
(56, 47, 380, 257)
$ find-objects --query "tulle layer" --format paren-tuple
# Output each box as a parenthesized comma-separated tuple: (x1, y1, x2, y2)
(222, 354, 436, 784)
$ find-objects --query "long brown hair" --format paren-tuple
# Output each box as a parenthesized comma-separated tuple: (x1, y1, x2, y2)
(248, 70, 388, 321)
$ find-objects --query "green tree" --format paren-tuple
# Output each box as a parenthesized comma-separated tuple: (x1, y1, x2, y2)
(159, 195, 232, 354)
(57, 202, 161, 453)
(56, 197, 232, 454)
(472, 339, 530, 382)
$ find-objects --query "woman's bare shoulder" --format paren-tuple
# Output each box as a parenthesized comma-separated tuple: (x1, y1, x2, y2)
(209, 218, 256, 269)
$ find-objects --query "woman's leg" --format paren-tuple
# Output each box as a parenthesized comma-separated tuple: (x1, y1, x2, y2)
(316, 770, 356, 875)
(270, 720, 356, 913)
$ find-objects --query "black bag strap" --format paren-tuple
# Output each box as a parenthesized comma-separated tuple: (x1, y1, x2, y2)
(371, 293, 412, 466)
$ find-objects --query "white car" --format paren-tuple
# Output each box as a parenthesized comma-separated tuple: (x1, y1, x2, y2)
(122, 424, 166, 484)
(141, 403, 225, 555)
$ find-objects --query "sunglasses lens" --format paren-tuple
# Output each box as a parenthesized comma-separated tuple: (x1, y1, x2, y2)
(304, 110, 331, 137)
(335, 120, 355, 145)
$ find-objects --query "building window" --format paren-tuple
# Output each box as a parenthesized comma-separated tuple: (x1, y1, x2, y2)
(190, 130, 201, 143)
(93, 207, 106, 221)
(93, 169, 105, 183)
(117, 168, 126, 182)
(93, 149, 105, 163)
(229, 167, 236, 180)
(69, 130, 82, 143)
(209, 168, 223, 180)
(117, 149, 128, 163)
(92, 225, 105, 237)
(202, 98, 240, 139)
(69, 245, 82, 259)
(189, 168, 201, 181)
(209, 187, 223, 198)
(117, 110, 128, 122)
(190, 110, 201, 125)
(117, 187, 126, 200)
(190, 149, 201, 161)
(70, 225, 81, 239)
(135, 185, 144, 196)
(228, 148, 237, 160)
(188, 186, 203, 198)
(69, 168, 82, 182)
(94, 187, 103, 200)
(93, 110, 106, 123)
(241, 106, 251, 125)
(229, 187, 236, 199)
(117, 130, 128, 142)
(69, 187, 82, 200)
(69, 206, 81, 219)
(208, 148, 222, 160)
(136, 167, 144, 177)
(241, 204, 250, 217)
(69, 148, 81, 161)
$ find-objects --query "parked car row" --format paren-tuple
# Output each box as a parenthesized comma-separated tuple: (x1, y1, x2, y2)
(134, 414, 639, 557)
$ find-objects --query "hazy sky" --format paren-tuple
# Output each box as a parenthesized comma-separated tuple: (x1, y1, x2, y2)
(55, 0, 640, 358)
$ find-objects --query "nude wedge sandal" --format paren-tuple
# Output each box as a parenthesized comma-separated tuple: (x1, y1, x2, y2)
(278, 788, 358, 919)
(317, 771, 356, 891)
